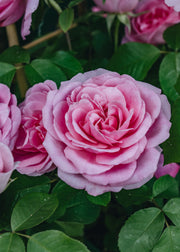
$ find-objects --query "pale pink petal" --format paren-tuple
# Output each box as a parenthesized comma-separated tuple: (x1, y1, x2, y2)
(21, 0, 39, 39)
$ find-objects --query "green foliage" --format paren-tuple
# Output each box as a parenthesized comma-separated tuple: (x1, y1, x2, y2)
(11, 192, 58, 231)
(162, 98, 180, 164)
(163, 23, 180, 51)
(24, 59, 66, 86)
(153, 226, 180, 252)
(0, 46, 30, 64)
(163, 198, 180, 227)
(0, 233, 25, 252)
(59, 8, 74, 33)
(153, 175, 179, 199)
(27, 230, 90, 252)
(159, 52, 180, 102)
(108, 42, 160, 80)
(0, 62, 16, 86)
(118, 208, 165, 252)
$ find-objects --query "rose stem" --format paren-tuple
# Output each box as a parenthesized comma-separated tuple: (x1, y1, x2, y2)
(6, 24, 28, 98)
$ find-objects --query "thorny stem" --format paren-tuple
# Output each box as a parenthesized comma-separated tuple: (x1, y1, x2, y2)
(6, 24, 28, 98)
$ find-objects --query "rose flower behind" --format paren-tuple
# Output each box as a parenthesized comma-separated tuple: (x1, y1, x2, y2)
(0, 0, 39, 39)
(123, 0, 180, 44)
(93, 0, 138, 13)
(13, 81, 57, 176)
(165, 0, 180, 12)
(43, 69, 171, 196)
(0, 84, 21, 193)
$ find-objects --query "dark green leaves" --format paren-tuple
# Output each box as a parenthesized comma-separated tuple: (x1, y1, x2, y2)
(153, 175, 179, 199)
(24, 59, 66, 86)
(51, 51, 83, 78)
(162, 98, 180, 164)
(0, 46, 30, 65)
(11, 192, 58, 231)
(163, 198, 180, 226)
(109, 42, 160, 80)
(159, 52, 180, 102)
(118, 208, 165, 252)
(163, 23, 180, 50)
(59, 8, 74, 33)
(27, 230, 90, 252)
(153, 226, 180, 252)
(0, 233, 25, 252)
(0, 62, 16, 86)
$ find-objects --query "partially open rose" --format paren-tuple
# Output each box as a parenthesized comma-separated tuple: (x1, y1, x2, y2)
(43, 69, 171, 196)
(93, 0, 138, 13)
(0, 143, 16, 193)
(123, 0, 180, 44)
(13, 80, 57, 176)
(0, 0, 39, 39)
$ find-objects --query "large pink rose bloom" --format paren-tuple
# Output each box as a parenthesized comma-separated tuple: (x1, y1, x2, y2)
(43, 69, 171, 196)
(165, 0, 180, 12)
(13, 81, 57, 176)
(0, 143, 16, 193)
(93, 0, 138, 13)
(0, 0, 39, 39)
(0, 84, 21, 150)
(155, 154, 180, 178)
(123, 0, 180, 44)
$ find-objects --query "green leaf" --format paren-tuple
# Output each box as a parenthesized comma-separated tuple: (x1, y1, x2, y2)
(108, 42, 160, 80)
(163, 198, 180, 226)
(24, 59, 66, 86)
(115, 185, 152, 207)
(0, 46, 30, 64)
(59, 8, 74, 33)
(163, 23, 180, 50)
(153, 226, 180, 252)
(118, 207, 165, 252)
(86, 192, 111, 206)
(0, 232, 25, 252)
(27, 230, 90, 252)
(50, 181, 100, 224)
(51, 51, 83, 78)
(11, 192, 58, 231)
(159, 52, 180, 102)
(55, 221, 84, 237)
(162, 98, 180, 164)
(0, 62, 16, 86)
(153, 175, 179, 199)
(68, 0, 84, 8)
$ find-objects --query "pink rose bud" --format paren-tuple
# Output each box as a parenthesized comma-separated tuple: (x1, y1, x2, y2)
(0, 0, 39, 39)
(13, 80, 57, 176)
(165, 0, 180, 12)
(123, 0, 180, 44)
(0, 84, 21, 150)
(0, 143, 15, 193)
(155, 154, 180, 178)
(43, 69, 171, 196)
(93, 0, 138, 13)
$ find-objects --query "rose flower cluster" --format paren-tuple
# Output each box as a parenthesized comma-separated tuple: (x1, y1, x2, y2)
(0, 69, 175, 196)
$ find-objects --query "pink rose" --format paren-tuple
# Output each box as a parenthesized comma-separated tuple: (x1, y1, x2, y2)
(155, 154, 180, 178)
(123, 0, 180, 44)
(165, 0, 180, 12)
(0, 0, 39, 39)
(0, 143, 16, 193)
(0, 83, 21, 150)
(43, 69, 171, 196)
(93, 0, 138, 13)
(13, 80, 57, 176)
